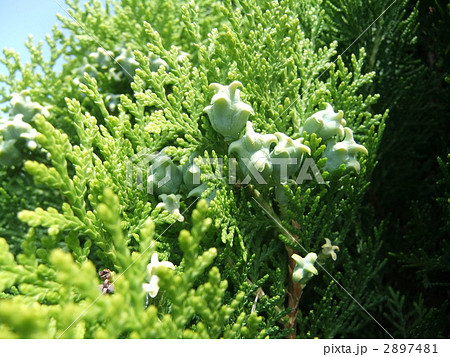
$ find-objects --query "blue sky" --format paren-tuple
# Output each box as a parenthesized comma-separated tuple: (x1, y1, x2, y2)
(0, 0, 105, 77)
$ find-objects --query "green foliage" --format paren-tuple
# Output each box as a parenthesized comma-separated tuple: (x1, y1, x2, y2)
(316, 0, 450, 337)
(0, 197, 266, 338)
(0, 0, 448, 338)
(298, 233, 387, 338)
(382, 287, 445, 339)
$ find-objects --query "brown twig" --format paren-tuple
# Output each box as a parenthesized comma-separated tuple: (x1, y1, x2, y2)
(286, 246, 302, 339)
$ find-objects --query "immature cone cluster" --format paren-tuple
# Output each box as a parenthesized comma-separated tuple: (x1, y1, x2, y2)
(72, 47, 171, 111)
(74, 47, 119, 83)
(116, 48, 140, 79)
(204, 82, 313, 185)
(0, 116, 38, 166)
(203, 82, 353, 286)
(0, 91, 50, 167)
(301, 103, 368, 173)
(182, 157, 209, 198)
(205, 82, 368, 186)
(136, 83, 360, 287)
(142, 151, 213, 220)
(147, 152, 182, 195)
(75, 46, 174, 82)
(290, 238, 340, 285)
(9, 91, 50, 123)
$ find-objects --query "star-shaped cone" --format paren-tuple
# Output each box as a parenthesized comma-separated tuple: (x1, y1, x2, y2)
(156, 194, 184, 222)
(228, 121, 277, 181)
(204, 81, 254, 141)
(291, 252, 318, 284)
(321, 238, 340, 261)
(271, 132, 311, 181)
(323, 127, 368, 173)
(302, 103, 346, 140)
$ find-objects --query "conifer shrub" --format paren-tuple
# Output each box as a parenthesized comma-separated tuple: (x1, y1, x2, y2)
(0, 0, 448, 338)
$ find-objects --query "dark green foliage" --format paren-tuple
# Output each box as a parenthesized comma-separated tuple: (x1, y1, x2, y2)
(322, 0, 450, 337)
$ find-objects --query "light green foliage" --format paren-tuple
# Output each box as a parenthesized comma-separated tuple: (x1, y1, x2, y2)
(0, 0, 391, 338)
(0, 197, 265, 338)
